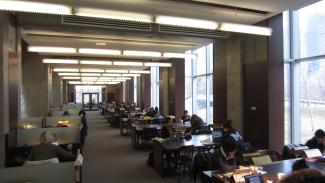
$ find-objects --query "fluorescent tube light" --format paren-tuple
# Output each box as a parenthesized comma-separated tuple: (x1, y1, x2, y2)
(58, 73, 80, 76)
(82, 81, 94, 84)
(80, 60, 112, 65)
(144, 62, 172, 67)
(81, 77, 98, 81)
(95, 82, 109, 85)
(112, 79, 127, 82)
(108, 82, 120, 84)
(43, 59, 79, 64)
(78, 48, 121, 55)
(80, 69, 104, 73)
(106, 70, 128, 73)
(156, 15, 218, 30)
(123, 50, 161, 57)
(113, 61, 143, 66)
(62, 77, 80, 80)
(219, 23, 273, 36)
(163, 52, 197, 59)
(69, 81, 82, 85)
(53, 68, 79, 72)
(0, 1, 72, 15)
(28, 46, 76, 53)
(81, 73, 101, 76)
(116, 77, 131, 80)
(129, 70, 150, 74)
(97, 79, 112, 82)
(122, 74, 140, 77)
(102, 73, 121, 77)
(75, 8, 153, 23)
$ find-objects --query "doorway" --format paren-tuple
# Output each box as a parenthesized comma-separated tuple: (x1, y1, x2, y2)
(82, 93, 99, 111)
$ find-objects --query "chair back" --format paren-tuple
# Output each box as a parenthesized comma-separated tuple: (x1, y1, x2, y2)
(142, 127, 158, 138)
(178, 145, 195, 163)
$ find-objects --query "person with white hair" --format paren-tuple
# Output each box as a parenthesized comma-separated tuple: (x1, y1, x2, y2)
(27, 131, 73, 161)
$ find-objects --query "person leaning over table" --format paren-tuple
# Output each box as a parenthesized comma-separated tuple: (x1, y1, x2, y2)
(305, 129, 325, 154)
(27, 131, 74, 161)
(211, 136, 238, 172)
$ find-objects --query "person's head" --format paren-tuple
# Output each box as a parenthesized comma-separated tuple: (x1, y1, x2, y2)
(221, 137, 238, 159)
(40, 131, 55, 144)
(280, 169, 325, 183)
(63, 111, 70, 116)
(292, 159, 309, 172)
(78, 110, 86, 116)
(223, 120, 233, 133)
(184, 110, 189, 116)
(314, 129, 325, 144)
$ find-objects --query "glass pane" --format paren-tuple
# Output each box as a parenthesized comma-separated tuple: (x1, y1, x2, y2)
(76, 85, 102, 104)
(185, 53, 192, 77)
(194, 47, 207, 75)
(300, 59, 325, 143)
(196, 76, 207, 122)
(283, 11, 290, 60)
(298, 0, 325, 58)
(284, 63, 291, 144)
(208, 44, 213, 74)
(185, 76, 193, 115)
(207, 75, 213, 124)
(91, 94, 98, 110)
(83, 94, 90, 109)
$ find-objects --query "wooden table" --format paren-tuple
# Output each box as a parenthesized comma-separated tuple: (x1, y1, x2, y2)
(153, 134, 215, 177)
(202, 158, 325, 182)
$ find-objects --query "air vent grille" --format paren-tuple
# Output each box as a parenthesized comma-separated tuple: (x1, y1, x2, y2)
(159, 25, 228, 38)
(62, 16, 151, 32)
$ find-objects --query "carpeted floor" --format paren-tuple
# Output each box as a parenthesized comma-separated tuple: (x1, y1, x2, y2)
(82, 111, 192, 183)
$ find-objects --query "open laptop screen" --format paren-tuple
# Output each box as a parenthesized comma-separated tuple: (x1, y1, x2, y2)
(244, 173, 264, 183)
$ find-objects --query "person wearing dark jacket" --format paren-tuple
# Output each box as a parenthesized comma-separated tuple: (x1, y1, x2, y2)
(28, 131, 73, 161)
(212, 137, 238, 172)
(305, 129, 325, 154)
(181, 110, 191, 123)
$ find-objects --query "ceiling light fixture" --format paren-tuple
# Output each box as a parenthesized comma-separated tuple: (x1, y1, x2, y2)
(53, 68, 79, 72)
(219, 23, 272, 36)
(108, 82, 120, 85)
(155, 15, 218, 30)
(106, 70, 128, 73)
(116, 77, 131, 80)
(81, 73, 102, 76)
(129, 70, 150, 74)
(0, 1, 72, 15)
(113, 61, 143, 66)
(102, 73, 121, 77)
(69, 81, 82, 85)
(96, 42, 107, 46)
(80, 69, 104, 73)
(43, 59, 79, 64)
(112, 79, 127, 82)
(75, 8, 153, 23)
(122, 74, 140, 77)
(58, 73, 80, 76)
(123, 50, 161, 57)
(144, 62, 172, 67)
(28, 46, 76, 53)
(78, 48, 121, 55)
(163, 52, 197, 59)
(62, 77, 80, 80)
(80, 60, 112, 65)
(81, 77, 98, 80)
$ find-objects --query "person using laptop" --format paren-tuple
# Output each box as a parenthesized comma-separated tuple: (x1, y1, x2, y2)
(305, 129, 325, 154)
(212, 137, 238, 172)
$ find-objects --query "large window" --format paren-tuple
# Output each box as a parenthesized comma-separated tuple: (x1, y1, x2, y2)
(185, 44, 213, 124)
(284, 0, 325, 144)
(151, 67, 159, 108)
(75, 85, 103, 104)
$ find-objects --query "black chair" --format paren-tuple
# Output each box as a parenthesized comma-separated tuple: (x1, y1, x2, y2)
(174, 145, 195, 183)
(141, 128, 158, 149)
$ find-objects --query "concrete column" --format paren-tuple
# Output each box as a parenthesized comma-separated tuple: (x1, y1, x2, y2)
(21, 41, 50, 117)
(62, 80, 67, 104)
(226, 36, 243, 134)
(52, 72, 62, 108)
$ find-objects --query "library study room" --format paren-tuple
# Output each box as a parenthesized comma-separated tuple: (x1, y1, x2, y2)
(1, 0, 325, 183)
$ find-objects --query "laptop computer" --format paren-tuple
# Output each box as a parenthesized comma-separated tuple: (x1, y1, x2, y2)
(244, 173, 264, 183)
(212, 129, 223, 142)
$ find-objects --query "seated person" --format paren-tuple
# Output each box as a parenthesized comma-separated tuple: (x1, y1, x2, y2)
(212, 137, 238, 172)
(223, 120, 243, 145)
(305, 129, 325, 154)
(181, 110, 191, 123)
(145, 107, 155, 118)
(27, 131, 73, 161)
(62, 110, 70, 116)
(292, 159, 309, 172)
(280, 169, 325, 183)
(188, 114, 206, 132)
(154, 107, 159, 116)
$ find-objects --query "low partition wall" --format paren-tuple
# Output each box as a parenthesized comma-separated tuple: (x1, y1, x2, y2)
(0, 162, 76, 183)
(17, 127, 80, 147)
(46, 116, 81, 127)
